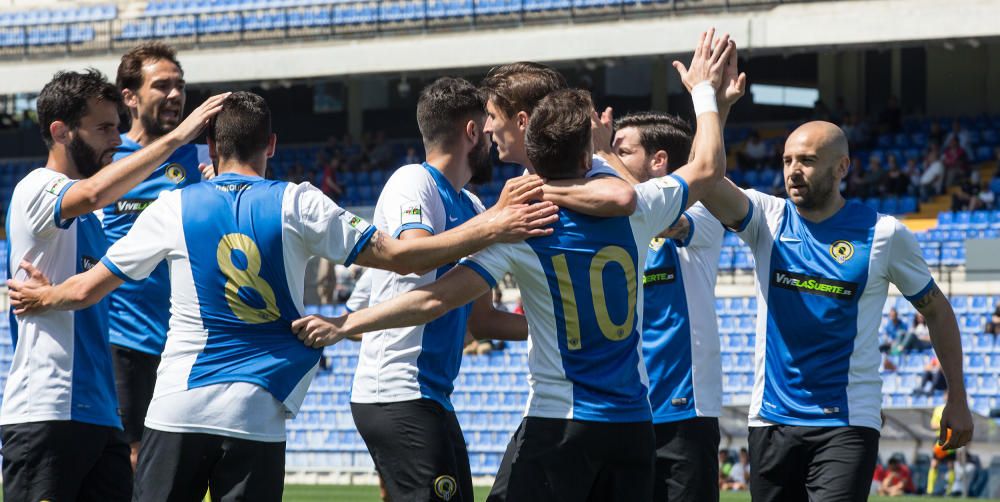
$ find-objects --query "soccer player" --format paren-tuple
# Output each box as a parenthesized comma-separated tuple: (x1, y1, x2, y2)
(108, 42, 213, 468)
(697, 121, 975, 498)
(1, 69, 226, 502)
(7, 92, 557, 501)
(480, 61, 639, 215)
(611, 111, 726, 502)
(598, 50, 746, 502)
(293, 30, 734, 501)
(351, 76, 548, 502)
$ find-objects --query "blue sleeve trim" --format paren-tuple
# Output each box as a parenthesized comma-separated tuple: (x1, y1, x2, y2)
(904, 279, 937, 303)
(674, 213, 696, 248)
(458, 259, 498, 289)
(666, 174, 689, 228)
(392, 223, 435, 239)
(345, 226, 377, 267)
(100, 256, 139, 283)
(730, 199, 754, 233)
(53, 180, 77, 230)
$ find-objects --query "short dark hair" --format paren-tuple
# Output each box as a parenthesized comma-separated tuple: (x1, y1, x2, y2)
(416, 77, 485, 150)
(207, 92, 271, 162)
(525, 89, 593, 179)
(116, 42, 182, 92)
(36, 69, 123, 149)
(615, 112, 693, 170)
(480, 62, 566, 118)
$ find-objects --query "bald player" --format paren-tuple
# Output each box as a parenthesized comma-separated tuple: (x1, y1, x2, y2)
(698, 119, 974, 501)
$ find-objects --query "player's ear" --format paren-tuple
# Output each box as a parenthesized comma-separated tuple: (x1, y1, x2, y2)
(265, 134, 277, 159)
(652, 150, 669, 176)
(121, 88, 138, 110)
(465, 120, 477, 145)
(516, 111, 529, 132)
(206, 136, 217, 159)
(836, 155, 850, 179)
(50, 120, 70, 146)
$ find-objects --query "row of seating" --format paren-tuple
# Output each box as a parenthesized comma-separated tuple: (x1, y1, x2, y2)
(0, 5, 115, 27)
(0, 26, 96, 47)
(937, 210, 1000, 230)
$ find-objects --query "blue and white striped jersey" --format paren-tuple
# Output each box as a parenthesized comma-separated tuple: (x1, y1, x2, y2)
(735, 190, 934, 431)
(461, 175, 689, 422)
(103, 173, 374, 441)
(3, 168, 120, 429)
(642, 202, 724, 424)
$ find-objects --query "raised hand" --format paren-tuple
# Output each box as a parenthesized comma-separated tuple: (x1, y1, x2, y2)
(719, 41, 747, 109)
(199, 162, 216, 180)
(591, 107, 614, 156)
(490, 201, 560, 243)
(496, 174, 545, 208)
(169, 92, 231, 146)
(293, 314, 345, 348)
(672, 28, 734, 93)
(6, 260, 53, 315)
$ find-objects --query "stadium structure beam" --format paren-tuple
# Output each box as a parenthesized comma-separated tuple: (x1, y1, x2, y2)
(0, 0, 999, 94)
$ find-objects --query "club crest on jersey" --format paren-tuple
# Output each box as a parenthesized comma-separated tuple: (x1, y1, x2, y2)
(433, 475, 457, 501)
(829, 240, 855, 264)
(649, 238, 665, 251)
(164, 163, 186, 184)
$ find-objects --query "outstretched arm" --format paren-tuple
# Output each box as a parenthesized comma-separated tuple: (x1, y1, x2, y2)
(912, 285, 974, 449)
(7, 261, 123, 314)
(59, 93, 229, 220)
(352, 201, 558, 276)
(293, 266, 492, 347)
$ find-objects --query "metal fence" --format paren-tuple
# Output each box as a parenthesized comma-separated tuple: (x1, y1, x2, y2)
(0, 0, 834, 60)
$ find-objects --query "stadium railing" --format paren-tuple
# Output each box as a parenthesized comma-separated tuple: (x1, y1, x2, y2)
(0, 0, 829, 59)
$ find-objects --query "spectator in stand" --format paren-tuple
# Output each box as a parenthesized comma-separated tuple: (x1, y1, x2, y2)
(323, 134, 341, 159)
(286, 162, 307, 184)
(738, 131, 769, 170)
(321, 156, 344, 201)
(369, 130, 394, 170)
(402, 146, 421, 165)
(883, 154, 910, 197)
(718, 450, 733, 490)
(945, 119, 972, 154)
(943, 136, 969, 188)
(724, 447, 750, 491)
(985, 303, 1000, 338)
(341, 133, 362, 163)
(877, 457, 915, 496)
(856, 154, 885, 198)
(920, 150, 945, 201)
(878, 95, 902, 134)
(904, 158, 922, 197)
(915, 356, 947, 395)
(879, 308, 908, 352)
(952, 176, 986, 211)
(897, 313, 932, 353)
(830, 96, 848, 125)
(845, 156, 865, 197)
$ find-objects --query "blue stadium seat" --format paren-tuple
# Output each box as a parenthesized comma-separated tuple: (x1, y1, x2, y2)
(937, 211, 955, 229)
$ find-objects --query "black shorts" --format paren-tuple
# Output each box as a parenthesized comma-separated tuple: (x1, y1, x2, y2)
(111, 345, 160, 444)
(487, 417, 655, 502)
(352, 399, 473, 502)
(653, 417, 720, 502)
(133, 428, 285, 502)
(749, 425, 880, 502)
(1, 420, 132, 502)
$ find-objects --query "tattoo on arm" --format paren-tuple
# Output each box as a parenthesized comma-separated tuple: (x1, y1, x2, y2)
(370, 231, 386, 255)
(912, 285, 941, 310)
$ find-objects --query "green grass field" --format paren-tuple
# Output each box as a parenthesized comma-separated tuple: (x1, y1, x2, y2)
(281, 485, 998, 501)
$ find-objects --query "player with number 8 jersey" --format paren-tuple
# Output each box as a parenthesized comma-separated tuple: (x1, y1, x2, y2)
(6, 92, 559, 501)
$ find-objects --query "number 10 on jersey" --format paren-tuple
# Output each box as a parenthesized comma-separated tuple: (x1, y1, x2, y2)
(550, 245, 637, 350)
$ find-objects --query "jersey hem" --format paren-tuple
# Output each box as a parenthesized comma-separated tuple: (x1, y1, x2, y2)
(101, 256, 140, 283)
(109, 337, 163, 356)
(754, 411, 882, 432)
(53, 179, 77, 230)
(666, 174, 689, 228)
(344, 226, 377, 267)
(0, 412, 122, 430)
(392, 223, 435, 238)
(904, 278, 936, 302)
(457, 260, 497, 289)
(144, 419, 286, 443)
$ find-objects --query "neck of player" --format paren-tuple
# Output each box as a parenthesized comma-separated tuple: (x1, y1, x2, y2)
(424, 150, 471, 192)
(125, 120, 160, 147)
(216, 156, 265, 178)
(46, 147, 84, 180)
(795, 192, 846, 223)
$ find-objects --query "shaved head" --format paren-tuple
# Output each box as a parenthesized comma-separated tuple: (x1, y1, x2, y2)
(782, 121, 851, 212)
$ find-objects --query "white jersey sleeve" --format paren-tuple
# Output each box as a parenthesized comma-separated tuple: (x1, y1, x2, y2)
(345, 270, 372, 312)
(20, 169, 76, 237)
(291, 183, 376, 266)
(734, 189, 786, 247)
(102, 191, 181, 282)
(632, 174, 688, 241)
(379, 164, 444, 237)
(459, 244, 512, 290)
(886, 217, 936, 300)
(678, 202, 725, 250)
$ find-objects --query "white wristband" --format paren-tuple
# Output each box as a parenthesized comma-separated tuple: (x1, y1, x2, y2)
(691, 81, 718, 117)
